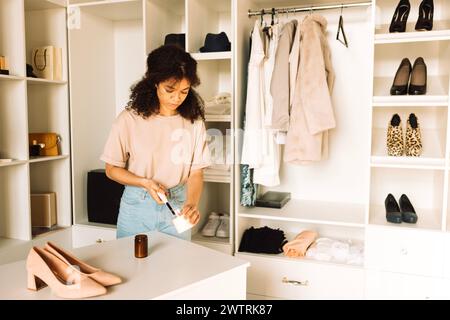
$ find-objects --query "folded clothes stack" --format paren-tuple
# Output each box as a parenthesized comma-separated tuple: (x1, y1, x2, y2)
(305, 238, 364, 266)
(205, 93, 231, 115)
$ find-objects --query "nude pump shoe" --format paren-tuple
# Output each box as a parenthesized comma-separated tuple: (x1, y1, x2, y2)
(26, 246, 107, 299)
(45, 242, 122, 287)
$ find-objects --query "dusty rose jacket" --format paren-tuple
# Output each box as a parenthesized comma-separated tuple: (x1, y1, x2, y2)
(284, 14, 336, 164)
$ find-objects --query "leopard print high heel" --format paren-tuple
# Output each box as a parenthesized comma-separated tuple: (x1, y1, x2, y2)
(387, 114, 404, 156)
(405, 113, 422, 157)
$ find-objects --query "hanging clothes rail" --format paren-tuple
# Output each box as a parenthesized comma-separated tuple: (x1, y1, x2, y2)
(247, 1, 372, 17)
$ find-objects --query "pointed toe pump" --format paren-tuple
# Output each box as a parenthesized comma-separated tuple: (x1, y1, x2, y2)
(391, 58, 412, 95)
(415, 0, 434, 31)
(389, 0, 411, 33)
(387, 114, 404, 156)
(385, 194, 402, 224)
(45, 242, 122, 287)
(27, 246, 107, 299)
(399, 194, 418, 223)
(405, 113, 422, 157)
(409, 57, 427, 95)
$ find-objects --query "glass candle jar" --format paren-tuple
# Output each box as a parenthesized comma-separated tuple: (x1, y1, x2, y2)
(134, 234, 148, 258)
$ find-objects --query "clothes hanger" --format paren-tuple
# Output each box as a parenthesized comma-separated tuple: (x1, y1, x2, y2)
(270, 7, 275, 26)
(260, 9, 265, 27)
(337, 4, 349, 48)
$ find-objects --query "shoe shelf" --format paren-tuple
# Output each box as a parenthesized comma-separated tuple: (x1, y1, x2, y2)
(372, 76, 449, 107)
(375, 21, 450, 44)
(25, 0, 66, 11)
(371, 127, 446, 170)
(238, 200, 366, 228)
(369, 205, 442, 231)
(192, 233, 230, 245)
(203, 172, 231, 183)
(191, 52, 232, 61)
(26, 77, 67, 85)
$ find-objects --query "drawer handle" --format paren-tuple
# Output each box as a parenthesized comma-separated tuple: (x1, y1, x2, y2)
(96, 238, 104, 243)
(282, 277, 309, 287)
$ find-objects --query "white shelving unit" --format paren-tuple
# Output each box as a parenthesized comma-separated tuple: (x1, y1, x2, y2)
(0, 0, 71, 242)
(68, 0, 234, 255)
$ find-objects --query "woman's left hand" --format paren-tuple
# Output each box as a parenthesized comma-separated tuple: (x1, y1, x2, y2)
(180, 204, 200, 225)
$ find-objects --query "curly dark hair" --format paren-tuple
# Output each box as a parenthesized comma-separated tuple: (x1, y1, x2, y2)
(126, 45, 204, 122)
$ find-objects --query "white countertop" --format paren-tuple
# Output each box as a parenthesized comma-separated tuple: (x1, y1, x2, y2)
(0, 231, 249, 300)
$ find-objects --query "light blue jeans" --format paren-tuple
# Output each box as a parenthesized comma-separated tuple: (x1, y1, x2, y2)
(116, 184, 191, 241)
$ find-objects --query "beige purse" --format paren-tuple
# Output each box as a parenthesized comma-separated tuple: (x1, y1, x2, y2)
(31, 46, 62, 80)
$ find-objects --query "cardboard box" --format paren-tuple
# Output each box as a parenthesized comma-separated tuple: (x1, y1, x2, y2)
(31, 192, 57, 228)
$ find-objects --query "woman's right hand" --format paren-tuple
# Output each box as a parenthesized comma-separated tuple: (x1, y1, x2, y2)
(141, 178, 168, 205)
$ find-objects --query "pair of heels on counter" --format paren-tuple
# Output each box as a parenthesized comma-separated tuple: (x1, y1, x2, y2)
(390, 0, 434, 33)
(27, 242, 122, 299)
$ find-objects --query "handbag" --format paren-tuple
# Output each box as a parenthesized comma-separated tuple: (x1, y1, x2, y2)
(29, 133, 61, 157)
(31, 46, 62, 80)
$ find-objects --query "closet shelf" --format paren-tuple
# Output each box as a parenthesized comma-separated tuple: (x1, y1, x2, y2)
(70, 0, 143, 21)
(373, 76, 449, 107)
(204, 171, 231, 183)
(0, 160, 28, 168)
(0, 75, 24, 82)
(28, 155, 70, 164)
(375, 21, 450, 44)
(25, 0, 66, 11)
(369, 205, 442, 231)
(238, 200, 366, 228)
(192, 233, 231, 245)
(191, 52, 232, 61)
(235, 251, 364, 269)
(371, 128, 446, 170)
(26, 77, 67, 85)
(205, 114, 231, 122)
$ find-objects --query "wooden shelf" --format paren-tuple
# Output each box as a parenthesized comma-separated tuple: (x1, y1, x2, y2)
(26, 77, 67, 85)
(238, 200, 366, 228)
(375, 21, 450, 44)
(70, 0, 143, 21)
(28, 155, 70, 163)
(371, 128, 446, 170)
(373, 76, 449, 107)
(369, 205, 442, 231)
(190, 52, 232, 61)
(0, 160, 28, 168)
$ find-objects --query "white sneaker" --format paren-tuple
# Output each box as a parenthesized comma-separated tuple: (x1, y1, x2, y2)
(201, 212, 221, 237)
(215, 214, 230, 238)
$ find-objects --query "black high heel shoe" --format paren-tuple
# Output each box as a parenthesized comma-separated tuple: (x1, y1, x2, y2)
(391, 58, 412, 95)
(399, 194, 418, 223)
(389, 0, 411, 33)
(385, 194, 402, 224)
(409, 57, 427, 95)
(415, 0, 434, 31)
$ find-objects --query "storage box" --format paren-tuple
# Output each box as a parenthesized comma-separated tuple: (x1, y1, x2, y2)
(31, 192, 57, 227)
(255, 191, 291, 209)
(87, 169, 124, 225)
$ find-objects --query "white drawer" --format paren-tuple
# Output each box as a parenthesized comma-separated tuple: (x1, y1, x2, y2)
(71, 225, 116, 248)
(366, 227, 444, 277)
(240, 253, 365, 300)
(365, 270, 445, 300)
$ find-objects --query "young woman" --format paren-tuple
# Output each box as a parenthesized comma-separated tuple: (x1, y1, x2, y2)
(101, 45, 211, 240)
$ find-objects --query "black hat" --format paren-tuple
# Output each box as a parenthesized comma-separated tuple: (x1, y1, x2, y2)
(199, 32, 231, 53)
(164, 33, 186, 50)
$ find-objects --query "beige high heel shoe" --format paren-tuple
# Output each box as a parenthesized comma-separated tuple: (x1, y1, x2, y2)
(26, 246, 107, 299)
(45, 242, 122, 287)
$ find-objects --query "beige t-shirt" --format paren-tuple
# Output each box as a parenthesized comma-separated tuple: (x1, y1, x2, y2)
(100, 109, 211, 188)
